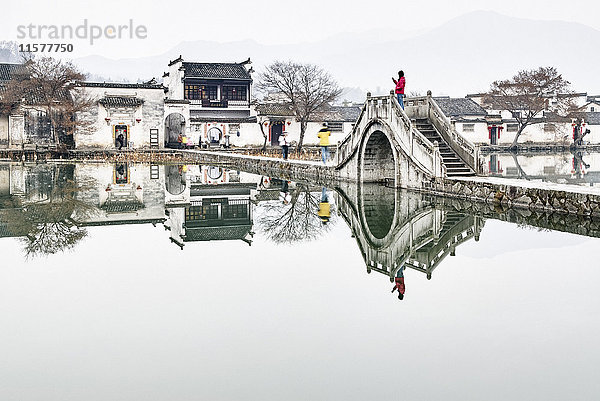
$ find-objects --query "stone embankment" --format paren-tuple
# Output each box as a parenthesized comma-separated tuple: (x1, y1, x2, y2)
(422, 176, 600, 218)
(3, 147, 599, 218)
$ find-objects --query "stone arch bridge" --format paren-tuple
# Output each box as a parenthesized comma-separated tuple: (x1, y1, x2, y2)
(335, 93, 480, 189)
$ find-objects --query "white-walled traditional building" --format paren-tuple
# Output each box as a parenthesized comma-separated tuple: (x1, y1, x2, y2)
(73, 162, 167, 226)
(251, 103, 362, 148)
(0, 63, 27, 148)
(74, 82, 166, 149)
(435, 93, 600, 146)
(163, 56, 256, 148)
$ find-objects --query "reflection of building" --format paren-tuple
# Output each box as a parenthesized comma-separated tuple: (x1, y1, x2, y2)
(335, 182, 483, 280)
(163, 165, 256, 248)
(0, 163, 80, 240)
(73, 162, 166, 226)
(480, 151, 600, 185)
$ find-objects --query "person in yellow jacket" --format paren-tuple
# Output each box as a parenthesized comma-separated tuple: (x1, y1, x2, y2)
(317, 123, 331, 164)
(318, 187, 330, 224)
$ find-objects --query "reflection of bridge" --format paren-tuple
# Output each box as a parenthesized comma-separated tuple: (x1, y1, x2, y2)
(335, 93, 479, 189)
(335, 182, 483, 280)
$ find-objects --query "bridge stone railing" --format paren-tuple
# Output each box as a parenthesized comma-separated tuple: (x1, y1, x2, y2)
(405, 94, 481, 173)
(336, 93, 444, 180)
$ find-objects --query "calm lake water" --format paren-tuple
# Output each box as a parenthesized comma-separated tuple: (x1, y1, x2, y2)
(1, 161, 599, 401)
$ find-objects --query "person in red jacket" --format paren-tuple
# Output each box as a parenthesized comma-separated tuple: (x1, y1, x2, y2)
(392, 70, 406, 110)
(391, 265, 405, 300)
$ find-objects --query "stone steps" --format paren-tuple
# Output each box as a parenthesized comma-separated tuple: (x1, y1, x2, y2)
(415, 119, 475, 177)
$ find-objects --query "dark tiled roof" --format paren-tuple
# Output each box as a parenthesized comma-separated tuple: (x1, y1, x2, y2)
(100, 200, 145, 213)
(190, 109, 255, 123)
(256, 103, 361, 122)
(190, 116, 257, 123)
(98, 96, 144, 107)
(587, 95, 600, 102)
(23, 88, 70, 104)
(314, 106, 361, 122)
(182, 62, 251, 80)
(583, 112, 600, 125)
(256, 103, 295, 117)
(77, 81, 165, 89)
(0, 63, 25, 82)
(434, 97, 488, 117)
(0, 222, 25, 238)
(183, 225, 252, 242)
(165, 99, 190, 104)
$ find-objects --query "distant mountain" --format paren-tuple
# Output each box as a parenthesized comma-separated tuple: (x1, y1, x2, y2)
(48, 11, 600, 97)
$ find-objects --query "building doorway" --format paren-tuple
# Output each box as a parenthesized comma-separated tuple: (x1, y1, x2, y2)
(270, 121, 284, 146)
(208, 127, 222, 147)
(489, 126, 498, 145)
(114, 125, 128, 148)
(165, 113, 186, 147)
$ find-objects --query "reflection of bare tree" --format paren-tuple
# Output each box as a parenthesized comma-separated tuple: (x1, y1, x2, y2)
(4, 180, 97, 257)
(256, 185, 333, 244)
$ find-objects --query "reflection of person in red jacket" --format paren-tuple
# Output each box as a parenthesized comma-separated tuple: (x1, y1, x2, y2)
(392, 70, 406, 110)
(391, 265, 405, 300)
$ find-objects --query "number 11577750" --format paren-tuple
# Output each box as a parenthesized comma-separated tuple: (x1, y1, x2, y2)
(19, 43, 74, 52)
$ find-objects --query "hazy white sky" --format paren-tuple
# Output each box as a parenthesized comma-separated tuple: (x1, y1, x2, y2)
(3, 0, 600, 58)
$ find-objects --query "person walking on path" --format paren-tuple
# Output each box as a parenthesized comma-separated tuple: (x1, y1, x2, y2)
(317, 123, 331, 164)
(392, 70, 406, 110)
(391, 265, 406, 300)
(279, 131, 290, 160)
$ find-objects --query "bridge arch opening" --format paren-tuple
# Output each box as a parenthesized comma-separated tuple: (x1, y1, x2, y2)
(362, 130, 396, 183)
(362, 183, 396, 240)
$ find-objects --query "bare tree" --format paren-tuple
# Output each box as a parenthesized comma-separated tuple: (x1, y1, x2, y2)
(1, 56, 94, 147)
(256, 61, 342, 150)
(483, 67, 576, 149)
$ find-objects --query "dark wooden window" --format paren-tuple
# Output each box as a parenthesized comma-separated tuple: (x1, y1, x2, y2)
(184, 84, 201, 100)
(223, 200, 249, 219)
(201, 85, 218, 100)
(223, 85, 247, 101)
(185, 204, 219, 221)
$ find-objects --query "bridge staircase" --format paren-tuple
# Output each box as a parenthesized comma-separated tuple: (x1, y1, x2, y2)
(414, 119, 476, 177)
(405, 95, 481, 177)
